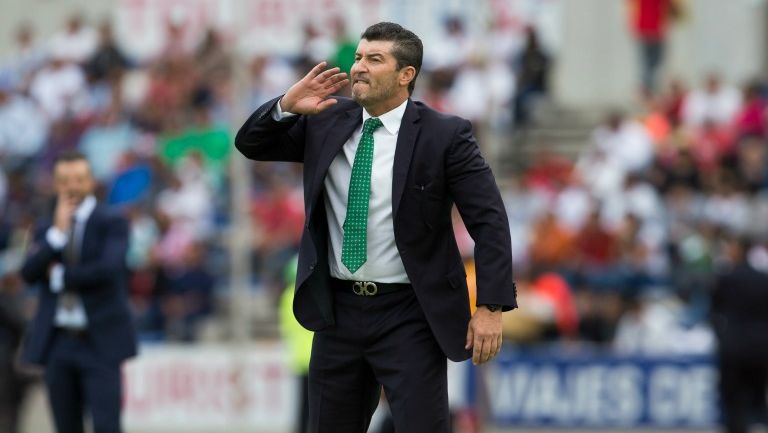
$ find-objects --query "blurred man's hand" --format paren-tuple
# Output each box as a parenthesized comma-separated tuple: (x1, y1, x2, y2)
(53, 195, 76, 232)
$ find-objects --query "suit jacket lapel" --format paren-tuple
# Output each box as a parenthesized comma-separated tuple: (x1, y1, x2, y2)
(309, 106, 362, 210)
(392, 100, 420, 219)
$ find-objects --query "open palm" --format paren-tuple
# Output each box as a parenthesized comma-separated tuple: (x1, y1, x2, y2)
(281, 61, 349, 115)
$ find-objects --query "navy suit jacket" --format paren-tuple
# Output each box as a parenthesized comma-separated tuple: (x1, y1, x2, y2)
(235, 96, 517, 361)
(20, 203, 137, 366)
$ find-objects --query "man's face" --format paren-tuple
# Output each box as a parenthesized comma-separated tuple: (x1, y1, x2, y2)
(350, 39, 402, 106)
(53, 160, 94, 207)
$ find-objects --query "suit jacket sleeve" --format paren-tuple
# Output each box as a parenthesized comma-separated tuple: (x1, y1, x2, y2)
(20, 225, 60, 285)
(63, 213, 129, 291)
(446, 118, 517, 311)
(234, 95, 307, 162)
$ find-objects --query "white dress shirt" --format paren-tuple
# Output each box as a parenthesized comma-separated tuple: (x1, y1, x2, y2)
(274, 99, 410, 283)
(46, 195, 96, 329)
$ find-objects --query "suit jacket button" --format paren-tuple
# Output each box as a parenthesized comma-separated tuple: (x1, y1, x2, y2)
(309, 263, 316, 271)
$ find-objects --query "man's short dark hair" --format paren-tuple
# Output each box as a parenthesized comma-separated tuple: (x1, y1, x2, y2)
(361, 22, 423, 95)
(54, 150, 88, 166)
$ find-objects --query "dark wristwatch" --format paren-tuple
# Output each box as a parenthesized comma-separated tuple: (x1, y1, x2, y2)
(481, 304, 502, 312)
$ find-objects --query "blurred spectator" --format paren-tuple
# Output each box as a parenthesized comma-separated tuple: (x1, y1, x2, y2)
(613, 291, 714, 354)
(591, 110, 655, 175)
(1, 23, 46, 91)
(300, 22, 335, 67)
(278, 257, 312, 433)
(248, 55, 299, 109)
(502, 279, 557, 343)
(78, 103, 136, 182)
(84, 20, 130, 84)
(194, 28, 232, 85)
(733, 80, 767, 139)
(0, 86, 48, 164)
(250, 174, 303, 296)
(29, 54, 88, 121)
(512, 26, 550, 126)
(0, 270, 29, 433)
(48, 13, 98, 65)
(157, 242, 215, 341)
(330, 17, 356, 78)
(449, 55, 491, 128)
(531, 272, 579, 339)
(529, 211, 574, 270)
(737, 135, 768, 192)
(156, 153, 215, 239)
(424, 16, 474, 72)
(688, 120, 735, 173)
(575, 210, 618, 269)
(663, 78, 687, 126)
(702, 171, 751, 235)
(712, 236, 768, 433)
(627, 0, 682, 94)
(682, 73, 742, 129)
(553, 176, 593, 232)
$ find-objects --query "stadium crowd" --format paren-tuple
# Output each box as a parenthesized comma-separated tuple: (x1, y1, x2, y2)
(0, 11, 765, 356)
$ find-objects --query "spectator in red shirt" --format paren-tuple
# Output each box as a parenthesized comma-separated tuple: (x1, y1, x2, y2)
(733, 80, 766, 139)
(628, 0, 681, 95)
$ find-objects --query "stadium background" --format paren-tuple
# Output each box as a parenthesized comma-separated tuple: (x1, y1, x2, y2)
(1, 0, 767, 432)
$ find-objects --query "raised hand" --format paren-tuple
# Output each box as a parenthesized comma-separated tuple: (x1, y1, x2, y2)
(280, 62, 350, 115)
(53, 195, 76, 233)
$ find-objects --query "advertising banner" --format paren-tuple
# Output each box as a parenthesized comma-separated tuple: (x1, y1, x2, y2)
(485, 352, 718, 428)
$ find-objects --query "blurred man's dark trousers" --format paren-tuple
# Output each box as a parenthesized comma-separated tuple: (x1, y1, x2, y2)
(45, 330, 123, 433)
(719, 356, 768, 433)
(308, 285, 449, 433)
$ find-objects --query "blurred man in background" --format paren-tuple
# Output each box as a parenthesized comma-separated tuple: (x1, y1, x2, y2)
(0, 269, 29, 433)
(236, 21, 516, 433)
(712, 236, 768, 433)
(20, 151, 137, 433)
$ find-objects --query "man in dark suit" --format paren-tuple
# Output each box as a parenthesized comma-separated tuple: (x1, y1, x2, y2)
(236, 22, 516, 433)
(20, 151, 137, 433)
(712, 236, 768, 433)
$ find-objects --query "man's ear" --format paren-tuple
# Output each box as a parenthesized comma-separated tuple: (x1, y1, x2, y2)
(399, 66, 416, 88)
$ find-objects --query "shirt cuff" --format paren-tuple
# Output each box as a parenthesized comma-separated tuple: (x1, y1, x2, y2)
(272, 98, 298, 121)
(46, 227, 69, 251)
(50, 264, 65, 293)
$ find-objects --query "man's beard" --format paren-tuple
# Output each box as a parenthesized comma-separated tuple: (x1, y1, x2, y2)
(352, 78, 397, 106)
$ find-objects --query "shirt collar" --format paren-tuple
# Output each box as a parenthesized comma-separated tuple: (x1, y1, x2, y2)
(74, 195, 97, 223)
(362, 98, 409, 136)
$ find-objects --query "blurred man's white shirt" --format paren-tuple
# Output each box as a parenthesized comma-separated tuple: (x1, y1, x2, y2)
(0, 93, 48, 158)
(703, 190, 751, 234)
(554, 182, 593, 232)
(29, 62, 88, 121)
(682, 84, 742, 128)
(49, 26, 98, 64)
(592, 120, 654, 174)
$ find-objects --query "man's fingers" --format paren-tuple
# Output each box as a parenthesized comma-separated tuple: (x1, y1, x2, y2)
(481, 336, 494, 364)
(496, 335, 503, 356)
(487, 337, 499, 362)
(465, 326, 474, 350)
(307, 61, 328, 79)
(323, 73, 349, 89)
(315, 98, 338, 113)
(315, 66, 341, 83)
(472, 336, 484, 365)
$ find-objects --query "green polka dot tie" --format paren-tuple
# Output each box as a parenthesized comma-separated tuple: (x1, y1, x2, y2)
(341, 117, 383, 273)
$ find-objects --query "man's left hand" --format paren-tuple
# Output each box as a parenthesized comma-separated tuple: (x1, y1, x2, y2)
(465, 306, 502, 365)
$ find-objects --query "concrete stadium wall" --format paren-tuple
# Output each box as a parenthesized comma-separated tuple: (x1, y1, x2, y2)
(555, 0, 768, 108)
(0, 0, 118, 54)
